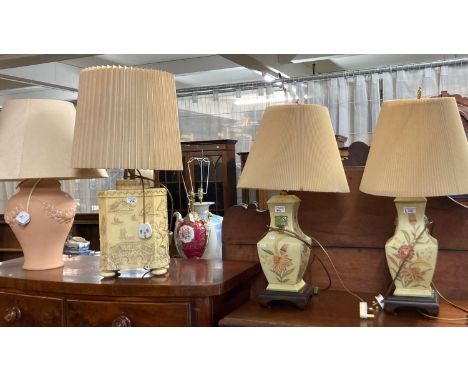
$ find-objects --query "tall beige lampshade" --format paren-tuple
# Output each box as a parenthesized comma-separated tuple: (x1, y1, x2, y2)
(360, 96, 468, 314)
(71, 65, 182, 170)
(360, 97, 468, 197)
(238, 104, 349, 192)
(70, 66, 183, 278)
(237, 104, 349, 308)
(0, 99, 108, 271)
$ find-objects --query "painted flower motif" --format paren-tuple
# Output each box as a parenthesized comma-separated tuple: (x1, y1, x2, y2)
(272, 251, 293, 274)
(401, 266, 424, 284)
(396, 245, 415, 261)
(262, 242, 296, 283)
(178, 225, 195, 243)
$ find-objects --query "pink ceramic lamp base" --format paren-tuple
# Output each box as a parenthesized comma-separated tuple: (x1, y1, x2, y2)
(4, 179, 76, 270)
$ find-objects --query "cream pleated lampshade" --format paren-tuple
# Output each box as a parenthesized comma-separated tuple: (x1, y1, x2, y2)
(71, 66, 183, 171)
(0, 99, 107, 180)
(360, 97, 468, 197)
(237, 104, 349, 192)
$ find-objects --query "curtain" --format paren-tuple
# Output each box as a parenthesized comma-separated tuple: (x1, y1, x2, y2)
(304, 74, 380, 145)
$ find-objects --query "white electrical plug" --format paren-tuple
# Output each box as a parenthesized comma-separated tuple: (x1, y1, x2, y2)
(359, 302, 375, 319)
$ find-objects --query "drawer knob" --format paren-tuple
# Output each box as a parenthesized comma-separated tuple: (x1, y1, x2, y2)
(4, 306, 21, 324)
(112, 314, 132, 327)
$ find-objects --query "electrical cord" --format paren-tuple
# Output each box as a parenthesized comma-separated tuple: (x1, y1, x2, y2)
(265, 226, 332, 291)
(415, 197, 468, 322)
(141, 269, 152, 278)
(417, 281, 468, 321)
(447, 196, 468, 209)
(311, 252, 332, 291)
(129, 172, 175, 231)
(417, 311, 468, 322)
(431, 281, 468, 314)
(267, 226, 364, 302)
(136, 170, 146, 224)
(26, 179, 43, 213)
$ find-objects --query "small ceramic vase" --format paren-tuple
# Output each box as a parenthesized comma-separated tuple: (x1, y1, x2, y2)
(192, 202, 223, 260)
(174, 211, 208, 259)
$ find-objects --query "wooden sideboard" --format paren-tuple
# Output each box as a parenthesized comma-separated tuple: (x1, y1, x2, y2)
(0, 256, 259, 327)
(219, 290, 468, 327)
(220, 166, 468, 326)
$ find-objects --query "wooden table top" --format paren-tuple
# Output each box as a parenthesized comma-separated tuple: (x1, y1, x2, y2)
(0, 256, 260, 298)
(219, 290, 468, 327)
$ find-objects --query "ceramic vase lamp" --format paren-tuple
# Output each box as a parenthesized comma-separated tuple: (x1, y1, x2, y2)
(237, 104, 349, 307)
(360, 95, 468, 315)
(174, 156, 223, 260)
(0, 99, 107, 270)
(71, 66, 183, 278)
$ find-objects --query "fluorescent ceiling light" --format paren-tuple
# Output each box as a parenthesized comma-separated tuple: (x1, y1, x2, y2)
(291, 54, 350, 64)
(263, 73, 276, 82)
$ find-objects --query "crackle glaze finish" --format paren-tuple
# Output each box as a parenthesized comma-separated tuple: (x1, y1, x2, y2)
(257, 194, 310, 292)
(385, 197, 437, 297)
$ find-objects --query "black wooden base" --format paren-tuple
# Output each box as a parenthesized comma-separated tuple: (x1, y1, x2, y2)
(384, 292, 439, 316)
(258, 284, 315, 310)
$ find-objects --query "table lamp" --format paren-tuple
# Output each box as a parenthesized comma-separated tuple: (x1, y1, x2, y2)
(0, 99, 107, 270)
(360, 95, 468, 315)
(71, 66, 183, 278)
(237, 104, 349, 307)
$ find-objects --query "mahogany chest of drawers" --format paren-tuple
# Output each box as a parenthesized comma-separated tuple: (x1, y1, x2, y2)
(0, 256, 259, 327)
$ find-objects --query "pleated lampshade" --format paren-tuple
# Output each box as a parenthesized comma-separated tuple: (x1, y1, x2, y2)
(360, 97, 468, 197)
(0, 99, 107, 180)
(71, 66, 183, 171)
(237, 104, 349, 192)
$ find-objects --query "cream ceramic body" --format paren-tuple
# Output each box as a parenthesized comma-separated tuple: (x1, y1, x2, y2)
(385, 197, 437, 297)
(192, 202, 223, 260)
(257, 194, 310, 292)
(4, 179, 76, 270)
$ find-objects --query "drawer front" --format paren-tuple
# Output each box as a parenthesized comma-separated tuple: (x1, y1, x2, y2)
(0, 291, 63, 327)
(66, 300, 192, 327)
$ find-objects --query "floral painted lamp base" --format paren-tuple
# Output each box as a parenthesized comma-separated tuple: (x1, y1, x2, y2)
(383, 197, 439, 315)
(256, 193, 314, 309)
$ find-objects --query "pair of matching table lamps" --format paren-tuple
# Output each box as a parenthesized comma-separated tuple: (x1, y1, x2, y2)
(239, 95, 468, 313)
(1, 65, 467, 315)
